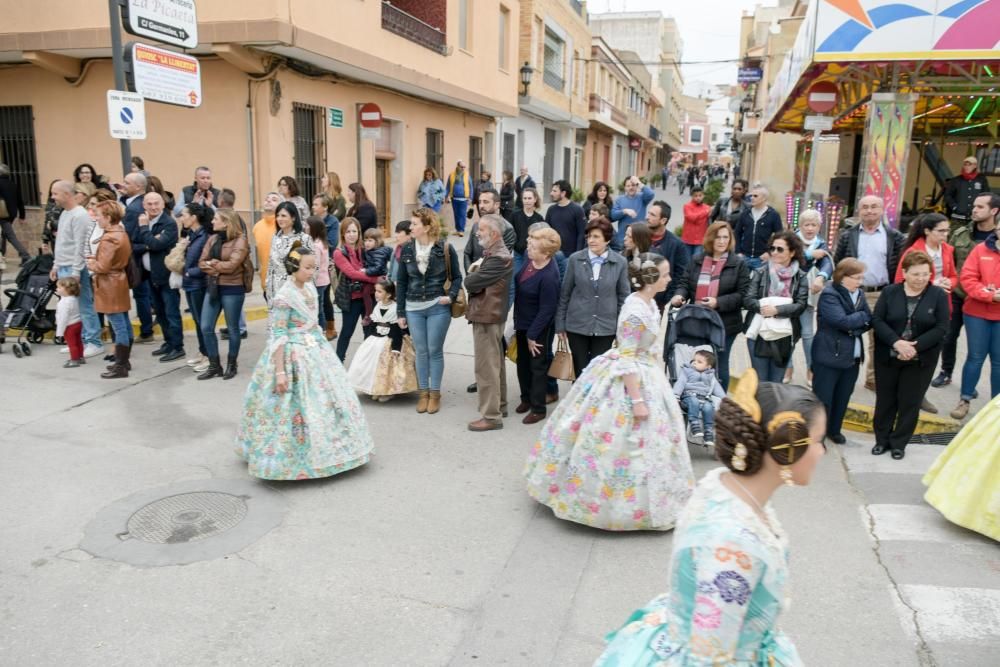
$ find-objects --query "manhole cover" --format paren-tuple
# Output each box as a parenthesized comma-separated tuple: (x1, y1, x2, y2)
(125, 492, 248, 544)
(908, 432, 958, 446)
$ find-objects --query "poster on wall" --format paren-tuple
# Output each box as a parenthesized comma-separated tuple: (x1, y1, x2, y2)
(857, 93, 917, 228)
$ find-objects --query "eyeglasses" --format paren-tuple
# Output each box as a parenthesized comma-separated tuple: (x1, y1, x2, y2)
(768, 246, 788, 253)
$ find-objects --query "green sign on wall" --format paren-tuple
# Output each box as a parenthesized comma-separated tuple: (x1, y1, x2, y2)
(328, 107, 344, 128)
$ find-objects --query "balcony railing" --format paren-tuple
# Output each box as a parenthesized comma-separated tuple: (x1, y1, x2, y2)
(589, 93, 627, 127)
(543, 68, 565, 91)
(381, 1, 447, 55)
(569, 0, 584, 16)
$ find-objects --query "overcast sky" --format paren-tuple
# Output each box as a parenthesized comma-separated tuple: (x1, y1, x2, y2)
(587, 0, 779, 92)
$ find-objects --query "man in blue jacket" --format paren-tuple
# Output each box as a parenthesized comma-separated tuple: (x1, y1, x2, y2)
(120, 172, 155, 342)
(610, 175, 655, 251)
(733, 184, 784, 270)
(135, 192, 185, 362)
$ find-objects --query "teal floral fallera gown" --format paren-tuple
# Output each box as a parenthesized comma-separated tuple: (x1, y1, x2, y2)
(595, 468, 802, 666)
(236, 281, 374, 480)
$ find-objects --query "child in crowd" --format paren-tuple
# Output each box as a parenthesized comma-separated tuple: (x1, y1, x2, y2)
(348, 279, 417, 402)
(362, 227, 392, 278)
(387, 220, 411, 284)
(587, 202, 609, 223)
(306, 216, 332, 330)
(55, 277, 84, 368)
(673, 349, 726, 446)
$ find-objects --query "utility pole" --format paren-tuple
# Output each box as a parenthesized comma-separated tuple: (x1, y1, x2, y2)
(108, 0, 133, 177)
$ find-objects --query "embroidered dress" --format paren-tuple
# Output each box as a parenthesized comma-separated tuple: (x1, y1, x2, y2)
(923, 392, 1000, 542)
(348, 301, 418, 397)
(596, 468, 802, 666)
(236, 280, 374, 480)
(265, 232, 314, 301)
(524, 293, 694, 531)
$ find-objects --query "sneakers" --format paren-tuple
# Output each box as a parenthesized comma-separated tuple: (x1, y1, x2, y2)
(60, 346, 70, 354)
(930, 372, 951, 388)
(187, 354, 207, 367)
(82, 343, 105, 358)
(950, 400, 970, 420)
(192, 358, 211, 372)
(63, 359, 84, 368)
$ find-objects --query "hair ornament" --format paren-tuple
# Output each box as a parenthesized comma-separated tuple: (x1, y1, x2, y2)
(731, 443, 748, 471)
(641, 259, 657, 271)
(767, 411, 806, 435)
(730, 369, 762, 423)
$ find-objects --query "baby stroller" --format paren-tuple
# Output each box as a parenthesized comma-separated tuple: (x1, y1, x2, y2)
(663, 304, 727, 448)
(1, 255, 57, 357)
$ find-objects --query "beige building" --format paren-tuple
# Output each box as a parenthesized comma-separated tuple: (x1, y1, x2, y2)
(618, 50, 662, 183)
(582, 37, 630, 194)
(0, 0, 520, 248)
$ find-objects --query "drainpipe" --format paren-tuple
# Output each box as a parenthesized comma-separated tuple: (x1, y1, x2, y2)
(246, 79, 258, 223)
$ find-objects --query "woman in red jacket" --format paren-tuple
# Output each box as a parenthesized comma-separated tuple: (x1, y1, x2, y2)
(895, 214, 958, 296)
(952, 230, 1000, 418)
(332, 217, 378, 362)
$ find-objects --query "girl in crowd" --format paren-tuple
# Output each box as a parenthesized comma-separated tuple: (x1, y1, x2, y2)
(321, 171, 348, 220)
(396, 207, 463, 415)
(622, 221, 652, 261)
(811, 258, 872, 444)
(178, 202, 212, 371)
(555, 216, 630, 378)
(332, 217, 379, 362)
(785, 208, 834, 384)
(671, 221, 750, 390)
(87, 201, 133, 379)
(583, 180, 614, 218)
(510, 187, 543, 280)
(198, 209, 250, 380)
(743, 230, 808, 383)
(417, 167, 446, 213)
(346, 182, 378, 233)
(265, 202, 314, 304)
(596, 371, 824, 665)
(236, 245, 374, 480)
(348, 279, 417, 402)
(278, 175, 309, 221)
(525, 253, 695, 531)
(306, 216, 332, 332)
(55, 277, 83, 368)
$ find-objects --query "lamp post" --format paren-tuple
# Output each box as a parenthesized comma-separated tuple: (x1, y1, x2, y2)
(519, 62, 533, 97)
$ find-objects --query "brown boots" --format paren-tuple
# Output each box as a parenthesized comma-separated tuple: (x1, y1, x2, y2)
(325, 321, 337, 340)
(416, 390, 441, 414)
(416, 390, 429, 413)
(101, 344, 130, 379)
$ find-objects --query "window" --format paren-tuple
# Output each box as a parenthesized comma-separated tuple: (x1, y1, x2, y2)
(458, 0, 471, 51)
(689, 127, 703, 144)
(543, 29, 565, 91)
(426, 129, 444, 178)
(502, 132, 515, 175)
(469, 136, 483, 180)
(0, 106, 39, 206)
(292, 103, 326, 203)
(498, 6, 510, 70)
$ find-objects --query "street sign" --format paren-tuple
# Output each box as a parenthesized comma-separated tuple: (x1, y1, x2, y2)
(106, 90, 146, 140)
(359, 103, 382, 128)
(737, 67, 763, 84)
(121, 0, 199, 50)
(328, 107, 344, 128)
(804, 115, 834, 131)
(126, 42, 202, 108)
(806, 81, 838, 113)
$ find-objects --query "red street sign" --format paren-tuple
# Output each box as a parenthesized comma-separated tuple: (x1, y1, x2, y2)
(359, 103, 382, 129)
(806, 81, 838, 113)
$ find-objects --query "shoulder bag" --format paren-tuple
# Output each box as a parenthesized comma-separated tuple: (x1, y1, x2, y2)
(443, 242, 467, 319)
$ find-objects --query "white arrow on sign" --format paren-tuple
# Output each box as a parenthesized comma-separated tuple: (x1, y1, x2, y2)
(121, 0, 199, 50)
(107, 90, 147, 140)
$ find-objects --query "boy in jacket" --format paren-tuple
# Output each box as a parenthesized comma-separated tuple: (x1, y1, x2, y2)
(673, 350, 726, 446)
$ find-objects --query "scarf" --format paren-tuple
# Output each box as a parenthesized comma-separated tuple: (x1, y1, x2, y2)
(695, 253, 727, 301)
(767, 260, 799, 298)
(961, 169, 980, 181)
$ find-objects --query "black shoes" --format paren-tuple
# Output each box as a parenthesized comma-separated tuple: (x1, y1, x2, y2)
(220, 328, 248, 341)
(827, 433, 847, 445)
(871, 444, 889, 456)
(151, 344, 170, 356)
(930, 372, 951, 388)
(467, 382, 478, 393)
(160, 349, 185, 363)
(197, 356, 223, 380)
(222, 357, 238, 380)
(891, 449, 905, 460)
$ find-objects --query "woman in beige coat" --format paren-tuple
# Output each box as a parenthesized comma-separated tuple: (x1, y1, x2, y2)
(86, 200, 134, 379)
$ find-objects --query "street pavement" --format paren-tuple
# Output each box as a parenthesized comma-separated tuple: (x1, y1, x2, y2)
(0, 188, 997, 666)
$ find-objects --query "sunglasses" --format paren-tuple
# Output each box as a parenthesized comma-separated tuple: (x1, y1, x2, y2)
(769, 246, 788, 253)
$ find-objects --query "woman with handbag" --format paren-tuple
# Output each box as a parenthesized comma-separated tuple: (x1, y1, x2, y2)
(332, 217, 379, 362)
(396, 207, 463, 414)
(743, 230, 808, 383)
(175, 203, 212, 372)
(197, 209, 250, 380)
(525, 253, 694, 531)
(872, 251, 950, 460)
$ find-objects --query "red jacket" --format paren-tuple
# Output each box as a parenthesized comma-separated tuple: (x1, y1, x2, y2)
(894, 238, 958, 289)
(960, 237, 1000, 321)
(681, 201, 711, 245)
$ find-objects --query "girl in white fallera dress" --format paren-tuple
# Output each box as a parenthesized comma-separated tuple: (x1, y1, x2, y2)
(349, 279, 417, 401)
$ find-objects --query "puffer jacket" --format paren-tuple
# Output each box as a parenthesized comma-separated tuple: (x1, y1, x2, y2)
(960, 233, 1000, 321)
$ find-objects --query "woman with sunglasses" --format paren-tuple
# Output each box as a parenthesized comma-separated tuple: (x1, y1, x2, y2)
(743, 230, 808, 383)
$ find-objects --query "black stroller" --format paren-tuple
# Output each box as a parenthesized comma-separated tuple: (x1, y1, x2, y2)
(1, 254, 57, 357)
(663, 304, 727, 447)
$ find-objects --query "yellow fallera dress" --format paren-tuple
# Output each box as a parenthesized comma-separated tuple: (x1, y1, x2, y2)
(922, 393, 1000, 542)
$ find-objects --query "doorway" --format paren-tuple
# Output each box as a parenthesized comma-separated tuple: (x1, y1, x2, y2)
(376, 159, 391, 234)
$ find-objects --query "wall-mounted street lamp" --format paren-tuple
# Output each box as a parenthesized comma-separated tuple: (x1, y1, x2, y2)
(520, 62, 533, 97)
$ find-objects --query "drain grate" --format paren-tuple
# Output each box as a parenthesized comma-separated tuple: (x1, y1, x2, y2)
(908, 432, 958, 446)
(124, 492, 248, 544)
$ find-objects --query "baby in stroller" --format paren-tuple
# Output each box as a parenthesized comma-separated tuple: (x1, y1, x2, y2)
(673, 350, 725, 447)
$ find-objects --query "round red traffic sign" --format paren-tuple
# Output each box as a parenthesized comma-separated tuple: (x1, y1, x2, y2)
(359, 103, 383, 128)
(806, 81, 838, 113)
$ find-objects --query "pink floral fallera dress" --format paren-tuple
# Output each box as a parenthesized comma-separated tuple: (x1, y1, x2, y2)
(524, 293, 695, 530)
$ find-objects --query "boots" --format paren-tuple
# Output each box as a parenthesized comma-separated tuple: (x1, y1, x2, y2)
(106, 343, 133, 372)
(222, 356, 238, 380)
(416, 390, 430, 414)
(197, 356, 223, 380)
(100, 344, 129, 379)
(325, 320, 338, 340)
(427, 390, 441, 414)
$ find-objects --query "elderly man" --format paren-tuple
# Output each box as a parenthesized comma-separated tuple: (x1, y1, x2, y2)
(513, 166, 536, 211)
(610, 174, 655, 250)
(733, 184, 784, 270)
(834, 194, 906, 390)
(464, 214, 514, 432)
(118, 171, 155, 343)
(135, 192, 184, 362)
(944, 155, 991, 229)
(173, 166, 220, 216)
(48, 180, 104, 358)
(445, 160, 474, 237)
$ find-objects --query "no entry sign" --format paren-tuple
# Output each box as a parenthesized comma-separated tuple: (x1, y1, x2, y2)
(359, 103, 382, 140)
(806, 81, 839, 114)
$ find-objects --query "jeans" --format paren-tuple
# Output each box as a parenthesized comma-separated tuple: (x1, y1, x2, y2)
(718, 332, 738, 390)
(132, 279, 154, 337)
(747, 337, 788, 383)
(317, 284, 330, 328)
(812, 361, 859, 439)
(451, 199, 469, 233)
(106, 311, 134, 345)
(0, 220, 30, 260)
(960, 315, 1000, 400)
(149, 282, 184, 352)
(407, 302, 452, 390)
(185, 288, 207, 356)
(789, 305, 815, 371)
(201, 291, 245, 359)
(682, 394, 716, 436)
(57, 266, 102, 347)
(940, 292, 965, 376)
(336, 299, 365, 362)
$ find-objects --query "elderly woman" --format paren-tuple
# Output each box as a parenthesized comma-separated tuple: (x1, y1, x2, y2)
(872, 251, 950, 460)
(786, 208, 834, 383)
(671, 221, 750, 389)
(743, 230, 808, 383)
(811, 258, 872, 444)
(86, 201, 133, 379)
(555, 216, 630, 378)
(514, 227, 562, 424)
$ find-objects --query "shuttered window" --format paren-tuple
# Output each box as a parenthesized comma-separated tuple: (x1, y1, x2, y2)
(292, 103, 326, 203)
(0, 106, 40, 206)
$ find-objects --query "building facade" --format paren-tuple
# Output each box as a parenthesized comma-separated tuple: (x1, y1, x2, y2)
(582, 37, 630, 195)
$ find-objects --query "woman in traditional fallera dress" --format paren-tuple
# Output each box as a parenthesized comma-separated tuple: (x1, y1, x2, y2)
(524, 253, 695, 531)
(348, 279, 417, 401)
(236, 244, 374, 480)
(596, 372, 827, 666)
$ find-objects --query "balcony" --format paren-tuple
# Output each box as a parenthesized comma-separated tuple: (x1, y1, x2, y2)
(569, 0, 584, 16)
(543, 68, 565, 91)
(589, 93, 627, 128)
(381, 1, 447, 55)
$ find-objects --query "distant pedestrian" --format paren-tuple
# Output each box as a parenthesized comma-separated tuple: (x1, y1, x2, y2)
(346, 182, 378, 234)
(510, 187, 543, 280)
(331, 217, 375, 362)
(545, 179, 586, 256)
(417, 167, 446, 213)
(944, 156, 990, 228)
(87, 201, 134, 379)
(321, 171, 348, 220)
(177, 202, 212, 372)
(499, 170, 515, 220)
(136, 191, 185, 362)
(173, 166, 219, 216)
(610, 175, 655, 250)
(473, 170, 494, 218)
(445, 161, 474, 236)
(306, 216, 332, 332)
(73, 163, 112, 192)
(253, 191, 283, 299)
(0, 163, 31, 264)
(266, 202, 314, 305)
(514, 166, 536, 211)
(785, 208, 834, 384)
(681, 186, 711, 257)
(733, 185, 783, 271)
(387, 219, 411, 285)
(646, 200, 689, 304)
